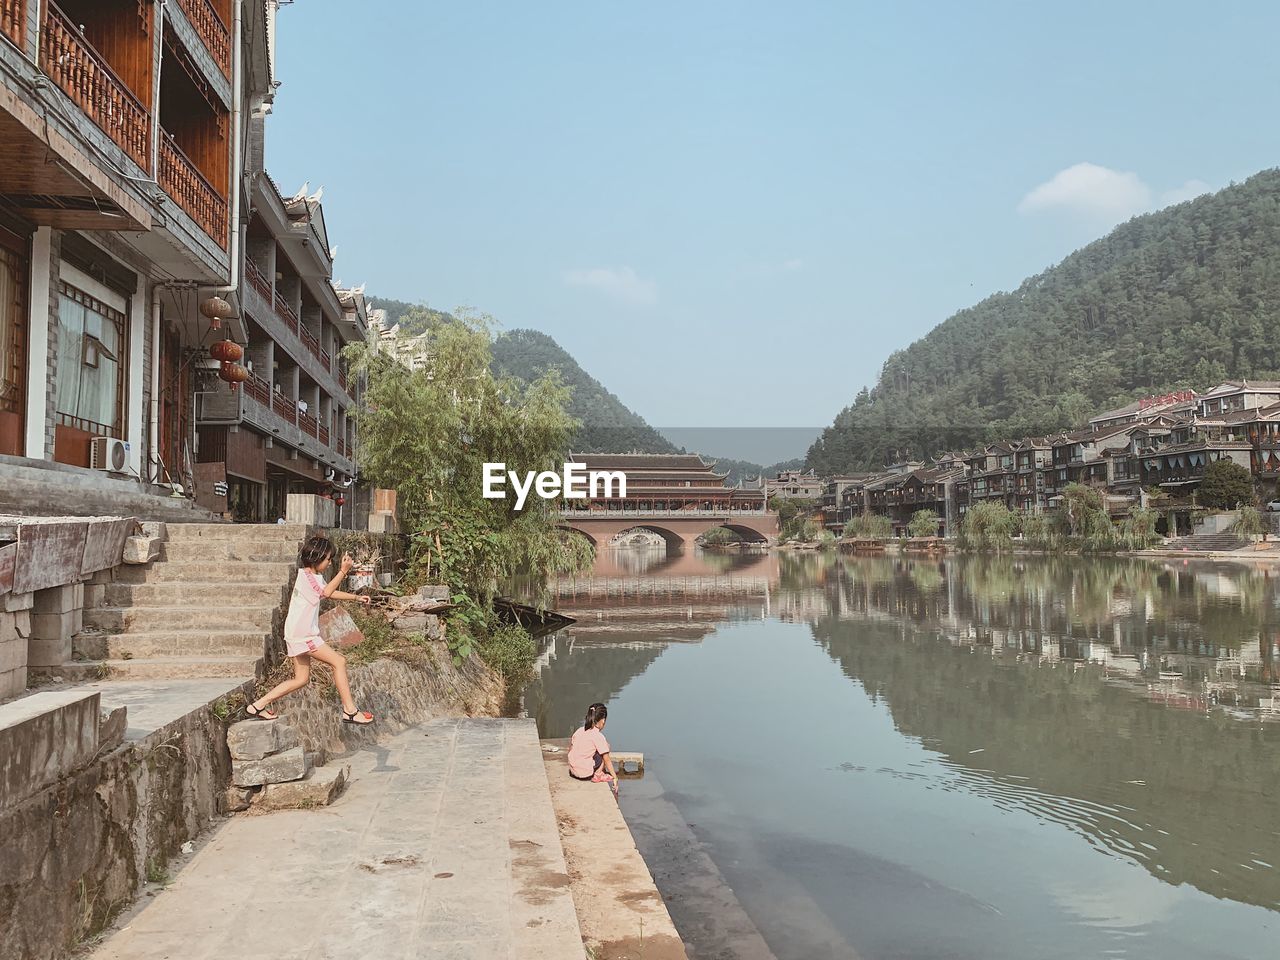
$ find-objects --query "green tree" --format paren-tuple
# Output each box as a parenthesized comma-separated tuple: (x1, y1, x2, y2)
(1019, 512, 1055, 549)
(844, 512, 893, 539)
(1232, 505, 1267, 541)
(958, 502, 1016, 552)
(1119, 508, 1160, 550)
(1198, 459, 1256, 510)
(907, 509, 941, 538)
(346, 310, 594, 663)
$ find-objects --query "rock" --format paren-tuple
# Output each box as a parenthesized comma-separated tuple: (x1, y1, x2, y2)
(258, 764, 350, 810)
(231, 745, 309, 787)
(99, 706, 127, 754)
(223, 785, 259, 812)
(139, 522, 167, 541)
(425, 615, 443, 641)
(319, 607, 364, 649)
(418, 584, 451, 602)
(226, 718, 300, 761)
(2, 592, 33, 612)
(305, 747, 328, 769)
(122, 535, 161, 565)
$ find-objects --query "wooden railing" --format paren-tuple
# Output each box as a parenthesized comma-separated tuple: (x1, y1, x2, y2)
(337, 438, 347, 458)
(245, 372, 270, 407)
(271, 393, 296, 425)
(159, 130, 228, 248)
(319, 424, 330, 446)
(245, 259, 272, 303)
(174, 0, 230, 77)
(298, 410, 318, 439)
(299, 325, 322, 362)
(274, 291, 299, 336)
(338, 366, 348, 391)
(41, 2, 151, 171)
(321, 347, 331, 371)
(1, 0, 24, 49)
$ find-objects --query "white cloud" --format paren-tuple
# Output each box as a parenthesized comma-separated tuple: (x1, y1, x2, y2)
(1158, 179, 1211, 207)
(1018, 163, 1214, 225)
(1017, 162, 1152, 221)
(562, 266, 657, 305)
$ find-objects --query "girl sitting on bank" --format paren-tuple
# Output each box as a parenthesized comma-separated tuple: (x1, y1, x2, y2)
(244, 534, 375, 725)
(568, 702, 618, 793)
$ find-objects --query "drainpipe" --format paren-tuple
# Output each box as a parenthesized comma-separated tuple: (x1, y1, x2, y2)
(150, 285, 162, 483)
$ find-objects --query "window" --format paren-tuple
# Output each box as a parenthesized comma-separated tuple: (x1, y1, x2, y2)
(55, 280, 126, 437)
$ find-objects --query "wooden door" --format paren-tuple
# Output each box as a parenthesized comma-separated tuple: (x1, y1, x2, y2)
(0, 225, 28, 457)
(159, 325, 191, 481)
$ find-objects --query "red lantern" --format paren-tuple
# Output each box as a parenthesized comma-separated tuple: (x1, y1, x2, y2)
(210, 339, 243, 363)
(335, 496, 346, 507)
(218, 361, 249, 390)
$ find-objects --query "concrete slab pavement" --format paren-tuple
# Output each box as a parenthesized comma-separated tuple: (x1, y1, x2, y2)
(89, 719, 585, 960)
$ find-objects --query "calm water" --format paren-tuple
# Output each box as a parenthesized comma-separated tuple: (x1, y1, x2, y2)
(522, 547, 1280, 960)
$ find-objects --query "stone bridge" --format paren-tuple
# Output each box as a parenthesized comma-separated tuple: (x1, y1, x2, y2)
(558, 510, 779, 548)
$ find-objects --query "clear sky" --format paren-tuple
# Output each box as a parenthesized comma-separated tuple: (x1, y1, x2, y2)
(266, 0, 1280, 437)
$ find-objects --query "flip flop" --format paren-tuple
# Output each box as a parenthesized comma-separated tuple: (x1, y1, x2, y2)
(244, 702, 277, 721)
(342, 709, 375, 725)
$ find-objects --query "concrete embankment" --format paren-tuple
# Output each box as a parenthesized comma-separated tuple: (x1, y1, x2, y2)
(542, 743, 689, 960)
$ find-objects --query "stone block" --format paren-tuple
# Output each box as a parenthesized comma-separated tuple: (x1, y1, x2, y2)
(122, 536, 161, 565)
(99, 706, 127, 754)
(258, 763, 349, 810)
(319, 607, 364, 649)
(0, 691, 100, 814)
(418, 584, 451, 601)
(33, 584, 79, 615)
(84, 583, 105, 609)
(88, 568, 115, 586)
(226, 718, 301, 761)
(140, 521, 168, 540)
(223, 785, 260, 812)
(0, 636, 24, 674)
(26, 634, 71, 667)
(286, 494, 334, 527)
(30, 610, 77, 645)
(231, 745, 308, 786)
(2, 592, 33, 612)
(0, 666, 24, 700)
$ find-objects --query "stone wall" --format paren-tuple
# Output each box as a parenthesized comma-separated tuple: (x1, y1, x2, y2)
(0, 683, 249, 960)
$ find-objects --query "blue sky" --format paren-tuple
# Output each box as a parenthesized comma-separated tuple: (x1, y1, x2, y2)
(267, 0, 1280, 441)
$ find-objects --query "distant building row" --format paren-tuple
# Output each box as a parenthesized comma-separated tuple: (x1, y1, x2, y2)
(816, 382, 1280, 537)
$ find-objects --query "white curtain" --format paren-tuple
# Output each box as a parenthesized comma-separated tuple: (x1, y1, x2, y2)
(56, 288, 122, 432)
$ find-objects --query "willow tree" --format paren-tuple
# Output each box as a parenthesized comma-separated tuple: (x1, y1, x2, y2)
(346, 309, 593, 649)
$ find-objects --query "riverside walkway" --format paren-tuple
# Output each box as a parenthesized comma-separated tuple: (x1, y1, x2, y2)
(90, 719, 583, 960)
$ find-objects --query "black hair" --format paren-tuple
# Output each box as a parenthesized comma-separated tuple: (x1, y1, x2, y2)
(584, 702, 607, 730)
(298, 534, 334, 570)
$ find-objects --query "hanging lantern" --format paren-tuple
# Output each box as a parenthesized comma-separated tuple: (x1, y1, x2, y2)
(335, 496, 346, 507)
(209, 339, 243, 363)
(201, 295, 232, 332)
(218, 361, 249, 390)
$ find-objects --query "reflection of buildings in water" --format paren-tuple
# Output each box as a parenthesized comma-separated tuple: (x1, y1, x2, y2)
(824, 555, 1280, 717)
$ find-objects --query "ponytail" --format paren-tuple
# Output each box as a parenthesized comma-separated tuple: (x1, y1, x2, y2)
(583, 702, 607, 730)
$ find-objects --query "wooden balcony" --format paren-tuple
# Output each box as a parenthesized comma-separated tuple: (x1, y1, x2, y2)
(1, 0, 24, 49)
(337, 438, 347, 458)
(40, 2, 152, 172)
(299, 325, 322, 363)
(174, 0, 230, 77)
(159, 130, 228, 248)
(245, 371, 270, 407)
(319, 424, 330, 446)
(271, 392, 296, 425)
(321, 347, 331, 371)
(298, 410, 318, 439)
(245, 259, 272, 303)
(274, 291, 299, 336)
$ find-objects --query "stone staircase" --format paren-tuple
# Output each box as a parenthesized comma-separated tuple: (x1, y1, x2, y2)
(75, 523, 308, 681)
(1164, 530, 1248, 552)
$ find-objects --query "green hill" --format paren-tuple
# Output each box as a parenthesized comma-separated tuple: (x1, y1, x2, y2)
(490, 329, 678, 455)
(807, 168, 1280, 474)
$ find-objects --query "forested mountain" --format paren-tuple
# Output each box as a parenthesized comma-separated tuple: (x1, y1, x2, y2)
(808, 168, 1280, 474)
(490, 329, 678, 455)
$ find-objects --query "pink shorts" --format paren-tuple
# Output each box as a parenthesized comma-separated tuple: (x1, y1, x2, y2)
(285, 635, 326, 658)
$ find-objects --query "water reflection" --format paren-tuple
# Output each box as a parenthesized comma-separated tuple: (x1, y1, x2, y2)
(524, 548, 1280, 959)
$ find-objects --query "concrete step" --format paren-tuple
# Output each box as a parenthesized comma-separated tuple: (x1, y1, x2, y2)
(114, 561, 298, 584)
(73, 660, 262, 686)
(104, 581, 288, 607)
(75, 630, 271, 660)
(160, 540, 301, 563)
(85, 604, 280, 633)
(165, 523, 311, 543)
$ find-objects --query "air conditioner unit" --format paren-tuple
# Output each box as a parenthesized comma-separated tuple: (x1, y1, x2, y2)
(90, 437, 130, 473)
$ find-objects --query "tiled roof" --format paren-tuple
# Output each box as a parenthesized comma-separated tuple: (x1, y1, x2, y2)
(569, 453, 715, 471)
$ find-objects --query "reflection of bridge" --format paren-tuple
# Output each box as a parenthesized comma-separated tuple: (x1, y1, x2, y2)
(559, 509, 779, 548)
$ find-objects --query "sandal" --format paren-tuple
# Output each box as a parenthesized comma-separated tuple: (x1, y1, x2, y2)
(244, 702, 277, 721)
(342, 708, 375, 725)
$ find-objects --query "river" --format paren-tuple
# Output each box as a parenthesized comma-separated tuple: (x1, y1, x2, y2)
(521, 547, 1280, 960)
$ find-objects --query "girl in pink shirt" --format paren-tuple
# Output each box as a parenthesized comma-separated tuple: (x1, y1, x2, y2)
(244, 534, 375, 725)
(568, 702, 618, 793)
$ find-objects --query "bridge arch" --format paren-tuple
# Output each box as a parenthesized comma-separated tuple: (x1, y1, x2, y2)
(712, 523, 772, 544)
